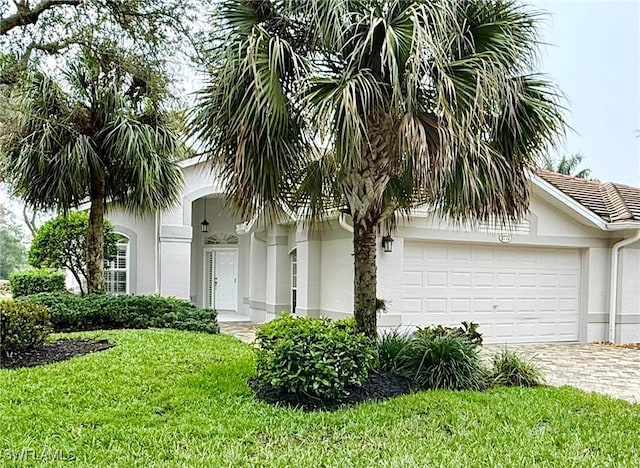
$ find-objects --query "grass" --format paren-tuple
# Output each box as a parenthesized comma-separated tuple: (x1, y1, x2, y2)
(0, 329, 639, 467)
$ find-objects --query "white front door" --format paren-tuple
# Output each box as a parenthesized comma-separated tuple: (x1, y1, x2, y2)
(205, 249, 238, 311)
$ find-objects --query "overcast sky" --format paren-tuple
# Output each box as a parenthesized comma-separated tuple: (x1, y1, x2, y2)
(534, 0, 640, 186)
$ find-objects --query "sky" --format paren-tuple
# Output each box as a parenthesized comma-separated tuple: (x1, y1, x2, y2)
(533, 0, 640, 186)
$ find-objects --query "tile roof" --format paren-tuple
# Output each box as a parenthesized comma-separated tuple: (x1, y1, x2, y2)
(535, 170, 640, 223)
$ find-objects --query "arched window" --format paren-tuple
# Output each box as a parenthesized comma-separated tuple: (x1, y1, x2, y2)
(105, 234, 129, 294)
(290, 249, 297, 313)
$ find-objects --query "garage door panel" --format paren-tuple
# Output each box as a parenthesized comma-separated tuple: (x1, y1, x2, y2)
(401, 242, 581, 343)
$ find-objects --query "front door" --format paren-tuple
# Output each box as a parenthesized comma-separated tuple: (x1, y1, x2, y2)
(205, 249, 238, 311)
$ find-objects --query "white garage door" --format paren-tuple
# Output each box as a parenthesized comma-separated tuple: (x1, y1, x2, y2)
(401, 242, 581, 343)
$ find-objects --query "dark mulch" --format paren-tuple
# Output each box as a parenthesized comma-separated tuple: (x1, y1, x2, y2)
(594, 341, 640, 350)
(0, 339, 114, 369)
(249, 371, 412, 412)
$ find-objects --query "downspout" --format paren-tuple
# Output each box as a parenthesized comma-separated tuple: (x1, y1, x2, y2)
(155, 210, 161, 295)
(608, 229, 640, 342)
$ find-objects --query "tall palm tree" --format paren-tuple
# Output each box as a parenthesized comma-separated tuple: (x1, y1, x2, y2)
(191, 0, 565, 338)
(0, 48, 185, 293)
(541, 153, 592, 179)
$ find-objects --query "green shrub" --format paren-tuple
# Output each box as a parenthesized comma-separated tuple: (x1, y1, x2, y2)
(377, 328, 413, 373)
(23, 293, 219, 334)
(8, 269, 66, 297)
(254, 314, 376, 403)
(0, 299, 52, 357)
(396, 333, 487, 390)
(489, 350, 544, 387)
(414, 321, 483, 346)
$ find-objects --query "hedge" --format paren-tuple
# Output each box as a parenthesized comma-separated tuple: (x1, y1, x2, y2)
(23, 293, 219, 334)
(8, 269, 66, 297)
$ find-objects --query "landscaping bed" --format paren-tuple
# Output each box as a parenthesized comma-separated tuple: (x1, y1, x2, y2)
(0, 338, 113, 369)
(249, 371, 411, 411)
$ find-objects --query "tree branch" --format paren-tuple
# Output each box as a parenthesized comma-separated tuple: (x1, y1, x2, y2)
(1, 0, 83, 35)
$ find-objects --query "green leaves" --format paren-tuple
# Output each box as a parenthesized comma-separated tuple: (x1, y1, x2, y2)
(0, 299, 52, 357)
(0, 49, 184, 215)
(254, 314, 376, 404)
(28, 212, 119, 295)
(194, 0, 566, 230)
(8, 269, 66, 297)
(23, 293, 220, 334)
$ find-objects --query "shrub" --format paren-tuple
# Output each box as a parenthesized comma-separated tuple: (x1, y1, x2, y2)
(414, 321, 483, 346)
(9, 269, 66, 297)
(254, 314, 376, 403)
(377, 328, 413, 373)
(489, 350, 544, 387)
(0, 299, 52, 357)
(396, 333, 487, 390)
(22, 293, 219, 334)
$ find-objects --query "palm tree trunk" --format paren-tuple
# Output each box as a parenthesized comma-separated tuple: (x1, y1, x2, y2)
(86, 170, 106, 294)
(353, 222, 378, 339)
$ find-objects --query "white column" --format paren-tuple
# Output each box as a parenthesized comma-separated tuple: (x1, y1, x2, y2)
(159, 224, 192, 300)
(266, 225, 291, 319)
(248, 232, 268, 322)
(235, 225, 252, 316)
(295, 225, 321, 317)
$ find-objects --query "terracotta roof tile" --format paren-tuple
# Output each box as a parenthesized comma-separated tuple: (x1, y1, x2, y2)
(535, 169, 640, 223)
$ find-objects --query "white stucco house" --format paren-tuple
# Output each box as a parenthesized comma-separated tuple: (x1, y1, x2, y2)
(105, 157, 640, 344)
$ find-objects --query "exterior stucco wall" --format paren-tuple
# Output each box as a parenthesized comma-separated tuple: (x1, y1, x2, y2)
(106, 209, 156, 295)
(618, 244, 640, 342)
(102, 158, 640, 343)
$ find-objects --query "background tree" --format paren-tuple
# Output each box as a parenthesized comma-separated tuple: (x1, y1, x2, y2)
(0, 0, 206, 86)
(0, 203, 27, 279)
(192, 0, 566, 337)
(29, 212, 118, 294)
(0, 47, 185, 293)
(541, 153, 592, 179)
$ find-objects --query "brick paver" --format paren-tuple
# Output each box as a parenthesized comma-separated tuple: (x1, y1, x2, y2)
(219, 322, 640, 404)
(484, 343, 640, 404)
(219, 322, 257, 344)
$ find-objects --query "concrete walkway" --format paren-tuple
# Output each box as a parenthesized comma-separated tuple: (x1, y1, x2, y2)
(483, 343, 640, 404)
(218, 322, 640, 404)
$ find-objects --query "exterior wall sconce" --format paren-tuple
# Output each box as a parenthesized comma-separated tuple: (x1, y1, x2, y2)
(201, 196, 209, 233)
(382, 234, 394, 253)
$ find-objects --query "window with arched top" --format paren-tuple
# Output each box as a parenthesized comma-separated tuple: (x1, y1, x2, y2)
(105, 234, 129, 294)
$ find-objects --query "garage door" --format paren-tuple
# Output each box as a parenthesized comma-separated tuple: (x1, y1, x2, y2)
(401, 242, 581, 343)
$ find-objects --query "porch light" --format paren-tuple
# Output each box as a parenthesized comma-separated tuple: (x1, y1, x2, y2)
(201, 196, 209, 233)
(382, 235, 394, 253)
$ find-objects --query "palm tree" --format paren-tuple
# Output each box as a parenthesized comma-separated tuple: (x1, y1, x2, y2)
(0, 48, 184, 293)
(541, 153, 592, 179)
(191, 0, 565, 338)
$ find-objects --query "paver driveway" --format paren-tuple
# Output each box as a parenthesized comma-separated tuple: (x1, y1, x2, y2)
(484, 343, 640, 404)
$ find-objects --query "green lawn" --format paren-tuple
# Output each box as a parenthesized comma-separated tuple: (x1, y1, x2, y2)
(1, 329, 639, 467)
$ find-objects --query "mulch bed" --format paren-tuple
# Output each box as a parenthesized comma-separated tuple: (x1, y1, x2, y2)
(249, 371, 412, 412)
(0, 339, 114, 369)
(593, 341, 640, 350)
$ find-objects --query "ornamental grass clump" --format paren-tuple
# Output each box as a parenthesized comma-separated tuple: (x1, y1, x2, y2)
(489, 349, 545, 387)
(395, 332, 487, 391)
